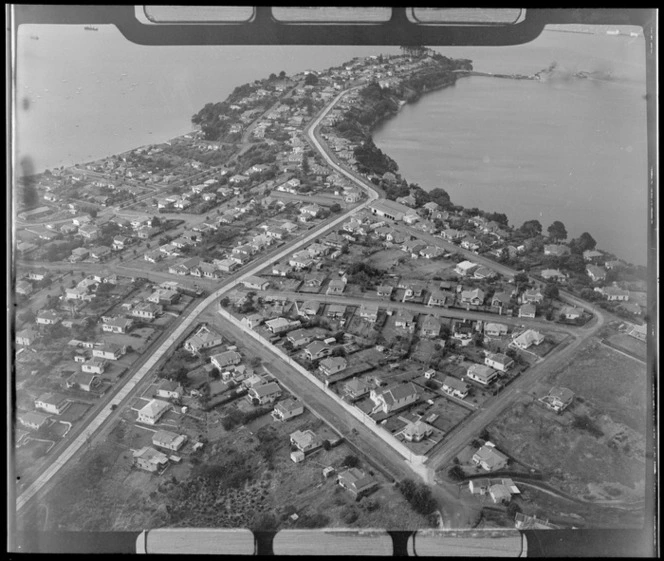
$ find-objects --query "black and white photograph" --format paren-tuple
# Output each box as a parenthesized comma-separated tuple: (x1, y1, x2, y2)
(8, 7, 657, 556)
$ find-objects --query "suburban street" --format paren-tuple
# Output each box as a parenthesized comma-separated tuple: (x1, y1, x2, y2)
(14, 84, 380, 514)
(14, 79, 615, 531)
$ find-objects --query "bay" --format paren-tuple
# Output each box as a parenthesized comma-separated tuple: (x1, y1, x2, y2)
(373, 29, 648, 265)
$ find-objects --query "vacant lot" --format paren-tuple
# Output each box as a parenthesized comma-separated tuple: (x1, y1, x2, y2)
(543, 338, 647, 433)
(604, 332, 646, 361)
(488, 397, 645, 505)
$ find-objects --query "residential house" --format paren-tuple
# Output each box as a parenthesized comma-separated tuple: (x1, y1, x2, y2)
(133, 446, 169, 473)
(36, 310, 61, 325)
(511, 329, 545, 350)
(460, 236, 481, 252)
(137, 399, 171, 425)
(326, 279, 346, 295)
(18, 411, 51, 431)
(319, 356, 348, 377)
(184, 324, 224, 354)
(484, 322, 508, 337)
(156, 380, 184, 400)
(304, 341, 332, 361)
(442, 228, 463, 241)
(81, 358, 105, 375)
(370, 383, 419, 414)
(90, 342, 125, 362)
(286, 329, 313, 349)
(428, 289, 453, 308)
(595, 286, 630, 301)
(16, 280, 33, 296)
(300, 203, 322, 218)
(489, 484, 513, 504)
(35, 393, 69, 415)
(102, 316, 133, 334)
(543, 244, 570, 257)
(586, 265, 607, 282)
(473, 266, 496, 280)
(297, 300, 321, 318)
(518, 303, 537, 319)
(466, 364, 499, 385)
(455, 261, 479, 276)
(484, 353, 514, 372)
(541, 386, 575, 413)
(358, 304, 379, 323)
(583, 249, 604, 262)
(522, 288, 544, 305)
(152, 430, 187, 452)
(147, 288, 180, 305)
(272, 399, 304, 422)
(211, 350, 242, 370)
(461, 288, 485, 306)
(442, 376, 470, 399)
(420, 315, 442, 338)
(376, 285, 394, 298)
(131, 302, 163, 320)
(540, 269, 567, 282)
(403, 420, 434, 443)
(242, 276, 270, 291)
(66, 372, 100, 392)
(303, 272, 326, 288)
(343, 377, 371, 401)
(247, 381, 281, 405)
(472, 443, 509, 471)
(271, 263, 292, 277)
(16, 327, 40, 346)
(337, 468, 379, 499)
(326, 304, 346, 319)
(559, 306, 582, 320)
(394, 310, 416, 332)
(491, 291, 512, 309)
(290, 429, 321, 453)
(265, 317, 301, 335)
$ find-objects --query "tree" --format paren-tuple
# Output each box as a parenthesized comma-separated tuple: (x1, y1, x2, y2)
(304, 73, 319, 86)
(279, 70, 286, 78)
(342, 454, 360, 468)
(547, 220, 567, 241)
(570, 232, 597, 254)
(543, 283, 559, 300)
(448, 465, 464, 481)
(506, 502, 522, 519)
(520, 219, 542, 237)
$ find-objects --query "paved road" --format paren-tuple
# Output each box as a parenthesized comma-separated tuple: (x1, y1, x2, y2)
(259, 289, 580, 337)
(14, 85, 380, 514)
(425, 307, 606, 480)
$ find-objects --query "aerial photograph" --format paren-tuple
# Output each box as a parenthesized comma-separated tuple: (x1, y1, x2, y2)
(9, 6, 656, 556)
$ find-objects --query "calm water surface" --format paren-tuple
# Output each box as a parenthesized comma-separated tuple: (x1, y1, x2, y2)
(14, 26, 648, 264)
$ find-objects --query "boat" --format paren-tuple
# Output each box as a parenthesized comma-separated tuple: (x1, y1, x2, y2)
(630, 32, 639, 37)
(606, 29, 620, 36)
(84, 26, 98, 31)
(30, 35, 39, 40)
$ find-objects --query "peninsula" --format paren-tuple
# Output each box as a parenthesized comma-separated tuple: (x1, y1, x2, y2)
(14, 48, 647, 535)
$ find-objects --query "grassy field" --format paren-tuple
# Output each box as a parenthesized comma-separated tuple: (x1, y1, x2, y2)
(604, 332, 647, 360)
(485, 335, 648, 512)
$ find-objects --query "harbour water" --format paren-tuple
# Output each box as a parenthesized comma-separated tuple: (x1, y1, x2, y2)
(13, 24, 648, 265)
(373, 29, 648, 266)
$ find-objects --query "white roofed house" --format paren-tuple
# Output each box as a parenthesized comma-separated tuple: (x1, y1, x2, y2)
(211, 350, 242, 370)
(394, 310, 416, 332)
(304, 341, 332, 361)
(272, 398, 304, 422)
(559, 306, 583, 320)
(319, 356, 348, 377)
(247, 381, 281, 405)
(131, 302, 163, 320)
(66, 372, 101, 392)
(92, 342, 127, 361)
(466, 364, 499, 386)
(337, 468, 379, 499)
(156, 380, 184, 400)
(35, 393, 70, 415)
(133, 446, 169, 473)
(326, 279, 346, 295)
(184, 324, 224, 354)
(442, 376, 470, 399)
(455, 260, 479, 276)
(265, 317, 301, 335)
(511, 329, 545, 350)
(358, 304, 379, 323)
(152, 430, 187, 452)
(101, 316, 133, 334)
(460, 288, 485, 306)
(402, 420, 434, 443)
(290, 429, 321, 453)
(540, 387, 574, 413)
(242, 276, 270, 291)
(472, 443, 509, 472)
(137, 399, 171, 425)
(594, 286, 630, 301)
(484, 352, 514, 373)
(370, 382, 419, 415)
(484, 322, 508, 337)
(81, 358, 106, 375)
(518, 303, 537, 319)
